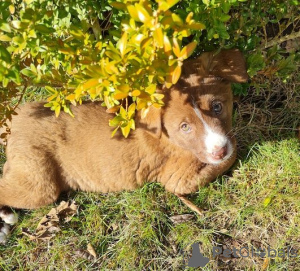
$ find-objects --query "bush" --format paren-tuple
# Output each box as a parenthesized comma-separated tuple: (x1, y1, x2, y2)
(0, 0, 299, 138)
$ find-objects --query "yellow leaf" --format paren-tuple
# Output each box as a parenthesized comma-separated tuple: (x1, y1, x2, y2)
(127, 5, 140, 21)
(130, 119, 135, 130)
(9, 5, 15, 14)
(111, 127, 119, 138)
(128, 103, 136, 118)
(141, 106, 150, 119)
(131, 90, 141, 97)
(137, 99, 147, 110)
(172, 37, 181, 58)
(114, 91, 128, 100)
(121, 123, 131, 138)
(117, 84, 130, 92)
(0, 34, 11, 42)
(263, 197, 272, 207)
(47, 94, 57, 102)
(163, 35, 172, 55)
(45, 86, 56, 93)
(152, 93, 164, 101)
(135, 3, 151, 23)
(165, 74, 173, 88)
(189, 21, 206, 30)
(153, 27, 164, 48)
(158, 1, 169, 12)
(106, 105, 120, 113)
(75, 85, 84, 99)
(55, 105, 61, 117)
(167, 0, 180, 8)
(180, 41, 197, 59)
(152, 102, 164, 108)
(172, 65, 181, 84)
(119, 32, 128, 57)
(159, 0, 180, 12)
(141, 37, 152, 51)
(82, 78, 100, 89)
(171, 13, 183, 25)
(186, 12, 193, 23)
(110, 1, 127, 10)
(262, 258, 270, 271)
(179, 29, 191, 38)
(146, 84, 157, 94)
(66, 94, 76, 101)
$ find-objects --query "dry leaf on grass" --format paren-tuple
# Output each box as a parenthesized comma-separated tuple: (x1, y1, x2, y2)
(175, 195, 203, 216)
(75, 243, 97, 261)
(169, 214, 194, 224)
(261, 258, 270, 271)
(22, 200, 78, 241)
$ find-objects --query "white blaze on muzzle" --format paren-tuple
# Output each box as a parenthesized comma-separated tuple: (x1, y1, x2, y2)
(193, 105, 233, 164)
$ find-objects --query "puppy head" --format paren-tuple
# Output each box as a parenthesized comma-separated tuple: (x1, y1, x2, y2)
(161, 49, 248, 164)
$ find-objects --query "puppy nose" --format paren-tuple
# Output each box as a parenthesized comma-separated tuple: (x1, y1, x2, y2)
(211, 146, 227, 159)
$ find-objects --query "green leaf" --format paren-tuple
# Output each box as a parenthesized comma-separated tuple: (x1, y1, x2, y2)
(172, 65, 181, 84)
(263, 197, 272, 207)
(128, 103, 136, 118)
(121, 123, 131, 138)
(179, 41, 197, 59)
(0, 45, 11, 62)
(20, 69, 35, 78)
(109, 115, 124, 127)
(0, 34, 11, 42)
(110, 2, 127, 10)
(111, 127, 119, 138)
(55, 105, 61, 117)
(11, 21, 21, 29)
(0, 22, 11, 33)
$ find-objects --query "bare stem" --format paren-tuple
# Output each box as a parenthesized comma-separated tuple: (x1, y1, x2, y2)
(176, 194, 203, 216)
(263, 31, 300, 49)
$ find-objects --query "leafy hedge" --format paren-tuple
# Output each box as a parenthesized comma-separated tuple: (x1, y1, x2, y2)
(0, 0, 299, 137)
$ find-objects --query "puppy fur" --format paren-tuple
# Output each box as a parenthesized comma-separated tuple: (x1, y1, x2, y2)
(0, 49, 249, 210)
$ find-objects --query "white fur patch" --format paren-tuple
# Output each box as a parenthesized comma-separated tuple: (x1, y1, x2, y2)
(1, 223, 10, 235)
(0, 232, 7, 244)
(193, 105, 233, 164)
(0, 210, 18, 225)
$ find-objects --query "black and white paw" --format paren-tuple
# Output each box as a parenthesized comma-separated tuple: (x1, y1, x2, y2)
(0, 207, 18, 244)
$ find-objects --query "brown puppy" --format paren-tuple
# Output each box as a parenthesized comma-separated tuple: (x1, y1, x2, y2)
(0, 49, 248, 242)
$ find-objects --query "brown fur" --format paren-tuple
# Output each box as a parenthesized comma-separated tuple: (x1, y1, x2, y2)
(0, 49, 248, 210)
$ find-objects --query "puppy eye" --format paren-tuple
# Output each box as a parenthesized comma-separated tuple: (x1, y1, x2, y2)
(212, 101, 223, 115)
(180, 122, 192, 133)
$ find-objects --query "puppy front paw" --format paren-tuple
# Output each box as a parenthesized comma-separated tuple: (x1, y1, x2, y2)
(0, 207, 18, 244)
(165, 178, 200, 196)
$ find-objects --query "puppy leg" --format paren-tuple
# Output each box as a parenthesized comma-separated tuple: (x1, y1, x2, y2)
(162, 150, 237, 195)
(0, 206, 18, 244)
(0, 155, 63, 243)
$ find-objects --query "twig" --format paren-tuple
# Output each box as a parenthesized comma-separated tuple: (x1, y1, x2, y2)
(263, 31, 300, 49)
(13, 85, 27, 111)
(176, 194, 203, 217)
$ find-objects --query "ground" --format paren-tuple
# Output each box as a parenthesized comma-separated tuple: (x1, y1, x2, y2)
(0, 72, 299, 270)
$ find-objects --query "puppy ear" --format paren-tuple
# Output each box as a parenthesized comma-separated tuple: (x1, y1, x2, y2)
(137, 106, 162, 138)
(203, 49, 249, 83)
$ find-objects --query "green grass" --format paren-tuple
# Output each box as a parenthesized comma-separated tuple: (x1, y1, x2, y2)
(0, 137, 299, 270)
(1, 70, 300, 270)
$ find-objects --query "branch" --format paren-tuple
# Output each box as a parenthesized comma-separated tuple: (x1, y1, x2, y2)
(13, 84, 27, 111)
(263, 31, 300, 49)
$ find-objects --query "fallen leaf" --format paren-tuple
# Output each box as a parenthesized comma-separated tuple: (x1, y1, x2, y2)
(87, 243, 97, 258)
(22, 200, 78, 241)
(262, 257, 270, 271)
(75, 244, 97, 262)
(169, 214, 194, 224)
